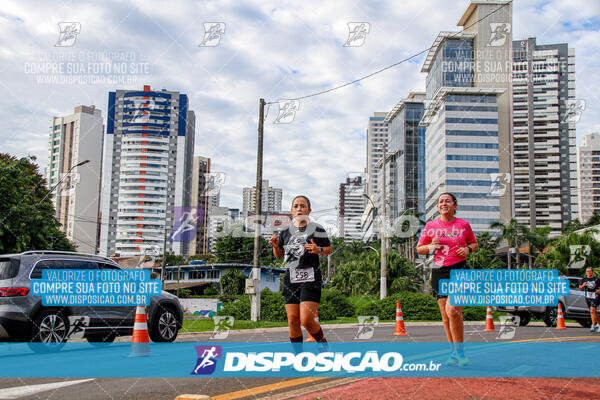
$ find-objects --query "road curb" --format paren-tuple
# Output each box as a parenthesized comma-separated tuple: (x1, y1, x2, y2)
(109, 321, 579, 342)
(178, 320, 574, 336)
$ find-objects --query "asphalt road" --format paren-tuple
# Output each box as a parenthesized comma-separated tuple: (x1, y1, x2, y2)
(0, 323, 598, 400)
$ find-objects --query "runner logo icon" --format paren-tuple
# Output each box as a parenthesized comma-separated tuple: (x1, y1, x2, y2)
(354, 316, 379, 339)
(191, 345, 222, 375)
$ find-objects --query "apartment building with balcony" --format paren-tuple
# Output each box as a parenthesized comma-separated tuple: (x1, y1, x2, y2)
(99, 85, 195, 257)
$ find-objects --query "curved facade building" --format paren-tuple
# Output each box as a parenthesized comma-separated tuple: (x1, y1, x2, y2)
(99, 85, 195, 257)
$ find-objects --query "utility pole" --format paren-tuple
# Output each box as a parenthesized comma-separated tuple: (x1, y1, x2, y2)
(380, 144, 387, 300)
(251, 98, 265, 322)
(161, 220, 169, 285)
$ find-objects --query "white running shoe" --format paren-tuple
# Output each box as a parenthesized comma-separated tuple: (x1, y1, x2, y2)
(595, 325, 600, 333)
(591, 324, 596, 332)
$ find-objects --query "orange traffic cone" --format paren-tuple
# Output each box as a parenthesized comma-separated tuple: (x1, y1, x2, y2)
(393, 301, 407, 336)
(555, 303, 566, 330)
(485, 306, 495, 331)
(306, 311, 319, 342)
(129, 305, 152, 357)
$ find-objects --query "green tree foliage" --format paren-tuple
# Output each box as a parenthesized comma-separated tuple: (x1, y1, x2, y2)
(329, 250, 421, 296)
(217, 288, 286, 321)
(466, 232, 504, 269)
(0, 154, 74, 253)
(562, 219, 585, 235)
(474, 231, 500, 252)
(534, 231, 600, 275)
(466, 248, 505, 269)
(204, 286, 218, 295)
(490, 219, 528, 268)
(215, 234, 274, 264)
(158, 252, 186, 266)
(585, 213, 600, 226)
(321, 289, 355, 317)
(187, 254, 217, 264)
(220, 268, 246, 296)
(327, 238, 370, 268)
(525, 225, 552, 268)
(356, 292, 486, 321)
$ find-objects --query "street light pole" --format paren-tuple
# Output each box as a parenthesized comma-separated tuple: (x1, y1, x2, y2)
(41, 159, 90, 204)
(251, 98, 265, 322)
(161, 221, 169, 285)
(380, 144, 387, 300)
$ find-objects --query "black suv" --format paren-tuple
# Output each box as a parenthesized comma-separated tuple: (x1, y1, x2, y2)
(0, 251, 183, 350)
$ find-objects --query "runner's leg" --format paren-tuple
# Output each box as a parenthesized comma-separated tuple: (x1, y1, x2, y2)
(438, 298, 454, 344)
(300, 301, 326, 341)
(446, 300, 464, 357)
(286, 304, 302, 339)
(591, 306, 598, 326)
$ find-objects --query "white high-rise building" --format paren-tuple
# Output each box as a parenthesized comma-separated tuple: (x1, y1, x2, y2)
(366, 112, 389, 200)
(338, 176, 365, 240)
(577, 133, 600, 224)
(46, 105, 104, 253)
(513, 38, 578, 235)
(207, 206, 239, 252)
(99, 85, 195, 257)
(242, 180, 282, 215)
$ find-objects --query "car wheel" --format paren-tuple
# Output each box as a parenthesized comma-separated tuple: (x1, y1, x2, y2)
(518, 313, 531, 326)
(577, 319, 592, 328)
(86, 333, 117, 347)
(149, 306, 179, 342)
(28, 310, 69, 353)
(543, 306, 558, 327)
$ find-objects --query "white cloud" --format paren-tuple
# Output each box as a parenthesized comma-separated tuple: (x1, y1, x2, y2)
(0, 0, 598, 215)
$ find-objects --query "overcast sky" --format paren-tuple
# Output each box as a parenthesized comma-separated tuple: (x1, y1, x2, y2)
(1, 0, 599, 217)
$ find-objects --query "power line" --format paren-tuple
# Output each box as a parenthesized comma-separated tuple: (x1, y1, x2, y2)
(266, 0, 512, 104)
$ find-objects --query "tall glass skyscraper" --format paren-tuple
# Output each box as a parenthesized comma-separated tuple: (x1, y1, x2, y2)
(385, 92, 427, 218)
(420, 1, 513, 233)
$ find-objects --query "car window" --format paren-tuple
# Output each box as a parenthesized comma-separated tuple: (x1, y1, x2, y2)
(30, 259, 97, 279)
(568, 278, 580, 289)
(97, 262, 122, 270)
(0, 258, 20, 280)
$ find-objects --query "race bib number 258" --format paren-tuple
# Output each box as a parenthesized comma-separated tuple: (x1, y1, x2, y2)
(290, 267, 315, 284)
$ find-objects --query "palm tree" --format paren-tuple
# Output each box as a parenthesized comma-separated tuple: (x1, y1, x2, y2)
(585, 213, 600, 227)
(524, 225, 551, 269)
(562, 219, 585, 235)
(542, 231, 600, 275)
(490, 219, 527, 269)
(474, 231, 500, 252)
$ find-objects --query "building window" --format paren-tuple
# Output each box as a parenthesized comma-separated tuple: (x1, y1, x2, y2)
(207, 270, 220, 279)
(189, 270, 206, 280)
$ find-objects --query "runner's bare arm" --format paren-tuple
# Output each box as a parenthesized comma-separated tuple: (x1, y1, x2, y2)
(305, 239, 331, 255)
(269, 234, 284, 259)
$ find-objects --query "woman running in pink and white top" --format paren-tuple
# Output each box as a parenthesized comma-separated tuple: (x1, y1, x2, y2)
(416, 193, 478, 366)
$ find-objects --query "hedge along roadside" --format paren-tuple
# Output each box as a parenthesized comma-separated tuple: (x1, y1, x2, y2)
(217, 289, 486, 322)
(356, 291, 487, 321)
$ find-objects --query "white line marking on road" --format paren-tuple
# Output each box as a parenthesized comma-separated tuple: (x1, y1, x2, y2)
(0, 379, 95, 399)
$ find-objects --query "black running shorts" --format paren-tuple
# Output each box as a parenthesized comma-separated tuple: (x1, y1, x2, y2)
(282, 269, 322, 304)
(431, 260, 467, 300)
(585, 296, 600, 309)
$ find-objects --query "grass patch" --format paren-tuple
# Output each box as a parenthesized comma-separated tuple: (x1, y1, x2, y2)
(182, 319, 288, 333)
(347, 295, 377, 311)
(182, 317, 445, 333)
